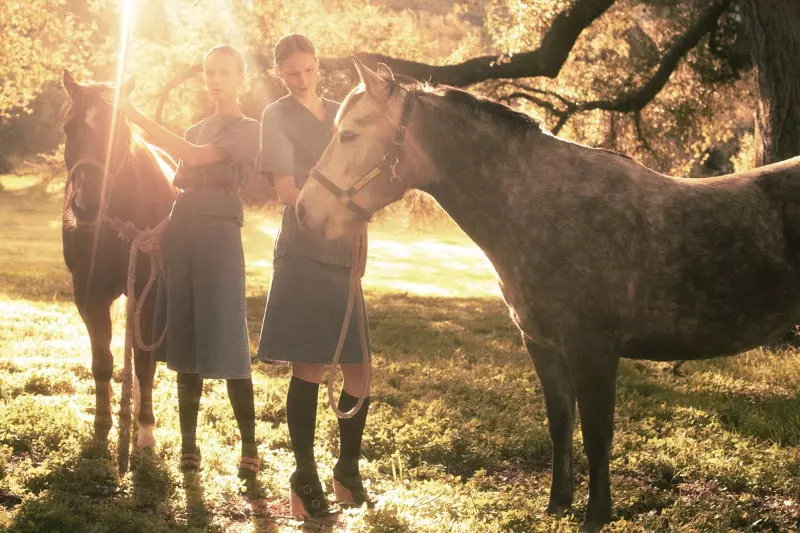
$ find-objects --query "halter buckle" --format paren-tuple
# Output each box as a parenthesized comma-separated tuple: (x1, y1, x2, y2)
(383, 153, 400, 182)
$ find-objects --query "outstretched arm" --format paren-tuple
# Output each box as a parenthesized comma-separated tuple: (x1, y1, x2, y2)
(118, 99, 226, 166)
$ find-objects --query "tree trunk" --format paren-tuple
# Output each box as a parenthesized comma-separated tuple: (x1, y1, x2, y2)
(745, 0, 800, 166)
(745, 0, 800, 346)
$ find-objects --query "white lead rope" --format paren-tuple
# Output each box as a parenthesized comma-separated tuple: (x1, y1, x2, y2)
(327, 224, 371, 419)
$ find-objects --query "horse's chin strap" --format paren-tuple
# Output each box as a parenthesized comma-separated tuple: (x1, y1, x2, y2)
(309, 89, 415, 221)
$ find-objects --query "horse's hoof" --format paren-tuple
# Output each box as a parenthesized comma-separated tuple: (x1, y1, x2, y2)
(136, 424, 156, 449)
(581, 513, 610, 533)
(580, 521, 604, 533)
(546, 500, 572, 517)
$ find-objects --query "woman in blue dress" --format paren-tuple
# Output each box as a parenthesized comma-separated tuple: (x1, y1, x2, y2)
(257, 34, 371, 519)
(118, 45, 261, 492)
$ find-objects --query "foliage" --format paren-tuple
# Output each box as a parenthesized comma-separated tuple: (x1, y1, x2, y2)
(483, 0, 755, 176)
(0, 0, 758, 185)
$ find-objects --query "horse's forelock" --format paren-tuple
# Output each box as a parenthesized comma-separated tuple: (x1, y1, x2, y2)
(65, 82, 116, 113)
(336, 88, 366, 125)
(337, 80, 426, 128)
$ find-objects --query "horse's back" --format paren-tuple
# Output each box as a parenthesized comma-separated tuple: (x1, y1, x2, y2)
(617, 157, 800, 360)
(507, 144, 800, 358)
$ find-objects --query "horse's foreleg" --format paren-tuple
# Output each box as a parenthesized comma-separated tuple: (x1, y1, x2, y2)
(569, 348, 618, 533)
(524, 336, 576, 515)
(133, 291, 157, 449)
(79, 295, 115, 442)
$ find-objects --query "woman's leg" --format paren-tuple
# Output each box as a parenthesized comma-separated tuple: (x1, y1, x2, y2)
(288, 363, 338, 517)
(177, 372, 203, 471)
(335, 364, 370, 492)
(287, 363, 325, 474)
(226, 378, 257, 458)
(227, 378, 259, 491)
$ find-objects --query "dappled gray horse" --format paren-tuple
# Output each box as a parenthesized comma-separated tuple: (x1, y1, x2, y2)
(295, 60, 800, 532)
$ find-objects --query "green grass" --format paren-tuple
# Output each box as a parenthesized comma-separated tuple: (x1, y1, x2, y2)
(2, 173, 800, 532)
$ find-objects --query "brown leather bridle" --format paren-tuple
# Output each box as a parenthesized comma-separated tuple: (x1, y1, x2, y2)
(64, 150, 130, 232)
(309, 87, 415, 221)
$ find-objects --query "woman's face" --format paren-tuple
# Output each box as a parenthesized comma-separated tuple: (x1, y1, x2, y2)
(204, 52, 243, 102)
(276, 52, 318, 98)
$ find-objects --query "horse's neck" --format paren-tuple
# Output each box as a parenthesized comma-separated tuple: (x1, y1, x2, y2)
(418, 100, 552, 257)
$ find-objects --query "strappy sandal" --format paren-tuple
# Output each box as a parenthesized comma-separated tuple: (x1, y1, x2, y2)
(289, 470, 340, 523)
(332, 466, 372, 508)
(238, 456, 261, 478)
(180, 448, 201, 474)
(237, 455, 262, 497)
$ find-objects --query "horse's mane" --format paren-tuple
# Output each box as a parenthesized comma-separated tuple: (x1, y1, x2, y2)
(423, 84, 544, 135)
(133, 136, 177, 183)
(340, 81, 545, 137)
(423, 85, 639, 163)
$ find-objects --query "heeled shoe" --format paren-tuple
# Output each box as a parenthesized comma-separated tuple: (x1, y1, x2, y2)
(332, 466, 372, 507)
(180, 447, 201, 474)
(289, 470, 340, 522)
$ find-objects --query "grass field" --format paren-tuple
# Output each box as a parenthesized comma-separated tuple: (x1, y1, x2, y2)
(1, 174, 800, 532)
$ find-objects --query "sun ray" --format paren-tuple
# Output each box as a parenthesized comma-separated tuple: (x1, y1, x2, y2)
(87, 0, 139, 295)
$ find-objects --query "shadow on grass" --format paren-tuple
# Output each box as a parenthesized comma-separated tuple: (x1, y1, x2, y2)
(617, 362, 800, 446)
(8, 439, 218, 533)
(181, 472, 211, 529)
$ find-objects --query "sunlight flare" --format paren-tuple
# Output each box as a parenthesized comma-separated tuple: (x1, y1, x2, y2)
(88, 0, 139, 287)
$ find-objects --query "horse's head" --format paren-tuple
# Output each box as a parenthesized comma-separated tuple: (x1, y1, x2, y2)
(62, 70, 134, 222)
(296, 60, 431, 239)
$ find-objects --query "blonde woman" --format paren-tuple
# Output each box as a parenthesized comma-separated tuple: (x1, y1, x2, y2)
(118, 44, 261, 493)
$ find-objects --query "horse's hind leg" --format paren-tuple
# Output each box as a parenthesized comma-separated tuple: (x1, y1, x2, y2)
(524, 336, 576, 515)
(569, 348, 619, 533)
(133, 290, 157, 449)
(78, 294, 115, 442)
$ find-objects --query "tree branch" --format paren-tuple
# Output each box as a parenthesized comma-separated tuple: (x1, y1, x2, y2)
(506, 0, 736, 134)
(153, 52, 273, 124)
(319, 0, 616, 86)
(578, 0, 735, 114)
(154, 64, 201, 124)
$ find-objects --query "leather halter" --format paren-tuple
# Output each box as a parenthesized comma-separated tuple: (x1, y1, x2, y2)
(64, 150, 129, 231)
(309, 87, 415, 221)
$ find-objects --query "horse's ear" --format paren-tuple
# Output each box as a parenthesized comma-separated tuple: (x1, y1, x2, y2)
(376, 63, 395, 82)
(63, 70, 80, 100)
(352, 56, 391, 102)
(121, 77, 136, 97)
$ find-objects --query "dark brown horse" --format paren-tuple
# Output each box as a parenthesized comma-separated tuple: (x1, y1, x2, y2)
(296, 61, 800, 532)
(62, 70, 176, 455)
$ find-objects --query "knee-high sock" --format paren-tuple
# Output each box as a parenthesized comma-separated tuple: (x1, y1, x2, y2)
(177, 373, 203, 453)
(226, 378, 257, 457)
(287, 376, 319, 473)
(335, 391, 370, 476)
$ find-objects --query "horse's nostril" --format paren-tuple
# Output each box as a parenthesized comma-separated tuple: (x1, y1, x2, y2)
(296, 201, 307, 225)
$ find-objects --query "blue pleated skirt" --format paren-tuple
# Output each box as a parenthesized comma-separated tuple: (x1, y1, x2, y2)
(152, 208, 251, 379)
(257, 256, 370, 364)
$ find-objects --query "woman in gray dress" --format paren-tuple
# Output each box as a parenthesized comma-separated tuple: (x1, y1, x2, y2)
(117, 45, 261, 492)
(257, 34, 371, 519)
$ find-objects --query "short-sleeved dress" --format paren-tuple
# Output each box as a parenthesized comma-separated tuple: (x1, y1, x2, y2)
(153, 115, 260, 379)
(257, 95, 371, 364)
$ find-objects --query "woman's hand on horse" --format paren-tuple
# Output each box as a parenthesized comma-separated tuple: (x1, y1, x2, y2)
(102, 91, 138, 118)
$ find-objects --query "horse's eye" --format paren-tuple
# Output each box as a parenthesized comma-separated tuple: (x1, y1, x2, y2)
(340, 131, 358, 143)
